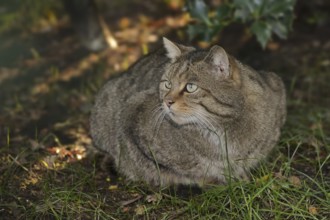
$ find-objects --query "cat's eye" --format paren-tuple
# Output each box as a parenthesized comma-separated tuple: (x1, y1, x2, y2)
(164, 80, 172, 89)
(185, 83, 198, 93)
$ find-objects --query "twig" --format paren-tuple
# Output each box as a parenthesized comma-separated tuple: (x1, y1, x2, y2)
(92, 0, 118, 49)
(167, 207, 189, 220)
(8, 155, 29, 172)
(120, 195, 143, 206)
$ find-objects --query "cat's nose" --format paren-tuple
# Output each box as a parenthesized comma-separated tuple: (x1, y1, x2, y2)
(165, 99, 175, 108)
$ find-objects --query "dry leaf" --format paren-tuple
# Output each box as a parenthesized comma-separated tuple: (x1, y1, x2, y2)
(40, 160, 50, 168)
(198, 41, 211, 48)
(134, 205, 145, 215)
(0, 68, 19, 82)
(40, 155, 56, 169)
(288, 176, 301, 187)
(119, 17, 131, 29)
(122, 207, 130, 213)
(146, 193, 162, 204)
(29, 140, 45, 151)
(274, 172, 285, 180)
(109, 185, 118, 190)
(20, 172, 40, 189)
(308, 206, 318, 215)
(267, 42, 280, 51)
(256, 173, 272, 184)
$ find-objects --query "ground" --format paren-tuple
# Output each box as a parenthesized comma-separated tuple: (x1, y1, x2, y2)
(0, 1, 329, 219)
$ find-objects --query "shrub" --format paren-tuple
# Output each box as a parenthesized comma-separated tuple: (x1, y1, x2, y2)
(186, 0, 296, 48)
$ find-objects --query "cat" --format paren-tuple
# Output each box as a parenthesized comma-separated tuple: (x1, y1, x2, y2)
(90, 38, 286, 186)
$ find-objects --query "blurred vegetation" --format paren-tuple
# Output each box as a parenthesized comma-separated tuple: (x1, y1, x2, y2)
(0, 0, 330, 219)
(0, 0, 63, 33)
(186, 0, 296, 48)
(2, 0, 329, 49)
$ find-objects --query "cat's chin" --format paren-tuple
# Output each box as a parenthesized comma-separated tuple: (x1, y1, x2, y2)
(165, 112, 191, 126)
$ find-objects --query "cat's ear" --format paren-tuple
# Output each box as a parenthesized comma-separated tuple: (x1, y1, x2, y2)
(163, 37, 181, 60)
(205, 45, 230, 78)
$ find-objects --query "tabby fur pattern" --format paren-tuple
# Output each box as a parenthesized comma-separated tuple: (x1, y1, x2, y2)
(90, 38, 286, 186)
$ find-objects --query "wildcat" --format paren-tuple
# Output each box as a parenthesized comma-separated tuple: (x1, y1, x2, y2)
(90, 38, 286, 186)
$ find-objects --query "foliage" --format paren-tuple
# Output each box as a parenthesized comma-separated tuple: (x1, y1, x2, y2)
(1, 0, 330, 219)
(186, 0, 296, 48)
(0, 0, 62, 33)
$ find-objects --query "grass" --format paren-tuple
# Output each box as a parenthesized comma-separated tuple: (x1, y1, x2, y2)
(1, 1, 330, 219)
(1, 59, 329, 219)
(1, 143, 329, 219)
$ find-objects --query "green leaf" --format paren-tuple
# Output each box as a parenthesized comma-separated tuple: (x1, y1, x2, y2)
(186, 0, 296, 46)
(187, 24, 206, 41)
(251, 21, 272, 48)
(234, 9, 250, 21)
(282, 12, 295, 31)
(233, 0, 257, 14)
(216, 4, 232, 19)
(233, 0, 265, 21)
(269, 20, 288, 39)
(187, 0, 211, 25)
(263, 0, 296, 18)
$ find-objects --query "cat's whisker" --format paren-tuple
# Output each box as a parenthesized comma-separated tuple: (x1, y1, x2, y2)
(152, 110, 163, 128)
(199, 111, 217, 130)
(191, 114, 206, 129)
(192, 116, 205, 134)
(151, 104, 163, 117)
(199, 111, 218, 126)
(192, 109, 217, 133)
(151, 109, 163, 130)
(150, 104, 164, 120)
(151, 109, 166, 140)
(91, 38, 286, 187)
(185, 114, 198, 128)
(153, 112, 166, 139)
(182, 111, 208, 135)
(196, 117, 211, 132)
(150, 109, 161, 129)
(194, 107, 218, 125)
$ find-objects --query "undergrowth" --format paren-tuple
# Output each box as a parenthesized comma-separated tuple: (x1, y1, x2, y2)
(0, 1, 329, 219)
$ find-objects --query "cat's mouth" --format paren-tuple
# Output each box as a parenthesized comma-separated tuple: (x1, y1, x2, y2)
(165, 112, 188, 125)
(163, 104, 191, 125)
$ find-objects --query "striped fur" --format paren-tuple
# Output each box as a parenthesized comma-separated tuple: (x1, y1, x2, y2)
(90, 38, 286, 186)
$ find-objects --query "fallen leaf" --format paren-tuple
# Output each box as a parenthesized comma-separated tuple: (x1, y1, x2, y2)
(29, 140, 45, 151)
(146, 193, 162, 204)
(256, 173, 272, 184)
(119, 17, 131, 29)
(308, 206, 318, 215)
(267, 42, 280, 51)
(40, 160, 50, 168)
(122, 207, 130, 213)
(274, 172, 285, 180)
(31, 82, 50, 95)
(134, 205, 145, 215)
(109, 185, 118, 190)
(288, 175, 301, 187)
(20, 172, 41, 189)
(46, 147, 60, 155)
(166, 0, 185, 11)
(198, 41, 211, 48)
(0, 68, 19, 83)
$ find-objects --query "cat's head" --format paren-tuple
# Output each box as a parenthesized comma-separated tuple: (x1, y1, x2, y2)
(159, 38, 242, 127)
